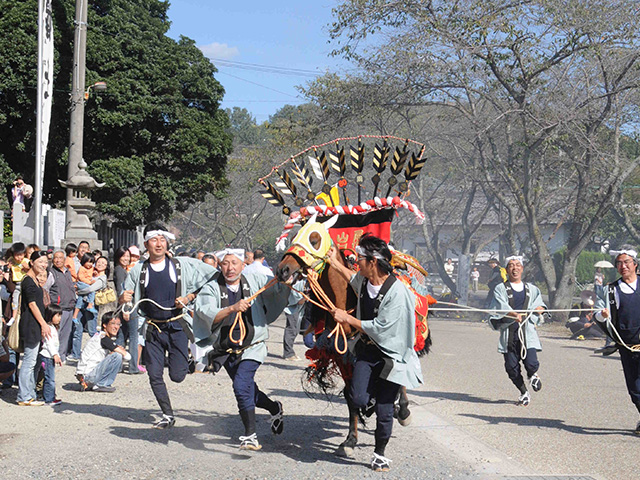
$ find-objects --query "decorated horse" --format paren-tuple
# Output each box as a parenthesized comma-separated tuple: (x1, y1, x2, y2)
(258, 135, 435, 457)
(275, 216, 434, 457)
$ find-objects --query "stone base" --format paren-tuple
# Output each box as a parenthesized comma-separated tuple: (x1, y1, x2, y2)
(61, 237, 102, 251)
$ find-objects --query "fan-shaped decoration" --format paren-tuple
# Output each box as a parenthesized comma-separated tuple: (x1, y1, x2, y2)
(258, 135, 427, 216)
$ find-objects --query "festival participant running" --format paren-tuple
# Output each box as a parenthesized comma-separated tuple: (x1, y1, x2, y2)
(329, 234, 424, 473)
(488, 256, 546, 406)
(595, 248, 640, 434)
(120, 222, 216, 429)
(194, 248, 289, 451)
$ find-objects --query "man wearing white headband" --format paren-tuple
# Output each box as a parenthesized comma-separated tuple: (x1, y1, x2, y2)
(194, 248, 290, 451)
(488, 255, 546, 407)
(120, 222, 216, 429)
(594, 247, 640, 434)
(329, 234, 423, 472)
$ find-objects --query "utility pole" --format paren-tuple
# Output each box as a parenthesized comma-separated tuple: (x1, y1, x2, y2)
(65, 0, 87, 228)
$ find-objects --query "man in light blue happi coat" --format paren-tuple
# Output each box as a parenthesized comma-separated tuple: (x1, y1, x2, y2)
(193, 248, 290, 451)
(489, 255, 546, 406)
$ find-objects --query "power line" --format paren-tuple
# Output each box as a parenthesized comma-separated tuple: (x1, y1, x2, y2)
(217, 71, 302, 99)
(211, 58, 323, 78)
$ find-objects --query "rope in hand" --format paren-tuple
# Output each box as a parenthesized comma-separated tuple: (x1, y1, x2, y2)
(228, 278, 279, 346)
(306, 270, 348, 355)
(116, 297, 192, 318)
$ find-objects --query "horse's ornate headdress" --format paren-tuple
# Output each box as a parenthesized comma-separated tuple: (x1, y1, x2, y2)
(258, 135, 428, 250)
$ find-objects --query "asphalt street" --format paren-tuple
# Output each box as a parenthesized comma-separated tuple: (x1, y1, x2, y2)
(0, 314, 636, 480)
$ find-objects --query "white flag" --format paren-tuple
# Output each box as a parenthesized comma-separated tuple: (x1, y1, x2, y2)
(37, 0, 54, 191)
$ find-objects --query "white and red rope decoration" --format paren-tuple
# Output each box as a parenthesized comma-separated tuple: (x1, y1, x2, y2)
(275, 196, 425, 250)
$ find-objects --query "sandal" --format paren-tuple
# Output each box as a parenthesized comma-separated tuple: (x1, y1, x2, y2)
(270, 400, 284, 435)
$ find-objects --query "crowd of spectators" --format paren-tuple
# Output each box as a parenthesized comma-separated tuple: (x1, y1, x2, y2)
(0, 240, 305, 406)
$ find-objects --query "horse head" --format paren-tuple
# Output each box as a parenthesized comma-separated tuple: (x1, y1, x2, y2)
(275, 215, 335, 283)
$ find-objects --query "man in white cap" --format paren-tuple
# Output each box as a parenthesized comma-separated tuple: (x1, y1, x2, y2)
(193, 248, 290, 451)
(594, 248, 640, 433)
(488, 255, 546, 406)
(120, 222, 216, 429)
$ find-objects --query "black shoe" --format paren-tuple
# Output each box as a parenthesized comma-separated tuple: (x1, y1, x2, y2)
(595, 344, 618, 356)
(529, 374, 542, 392)
(363, 397, 377, 418)
(270, 401, 284, 435)
(154, 414, 175, 429)
(92, 385, 116, 393)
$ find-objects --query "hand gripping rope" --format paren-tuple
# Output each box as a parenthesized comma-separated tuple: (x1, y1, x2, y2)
(227, 278, 279, 346)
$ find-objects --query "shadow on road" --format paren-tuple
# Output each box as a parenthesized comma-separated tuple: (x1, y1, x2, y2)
(410, 389, 512, 405)
(46, 400, 361, 465)
(460, 412, 635, 437)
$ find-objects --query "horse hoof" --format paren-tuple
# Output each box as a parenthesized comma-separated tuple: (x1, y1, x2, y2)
(398, 412, 412, 426)
(336, 445, 355, 458)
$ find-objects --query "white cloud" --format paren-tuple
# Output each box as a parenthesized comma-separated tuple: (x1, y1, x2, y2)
(199, 42, 239, 60)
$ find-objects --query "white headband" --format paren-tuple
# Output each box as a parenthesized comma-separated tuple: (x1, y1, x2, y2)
(144, 229, 176, 243)
(505, 255, 524, 265)
(215, 248, 245, 262)
(611, 249, 637, 260)
(355, 245, 386, 261)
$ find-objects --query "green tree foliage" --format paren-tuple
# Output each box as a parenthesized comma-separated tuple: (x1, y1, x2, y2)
(0, 0, 231, 227)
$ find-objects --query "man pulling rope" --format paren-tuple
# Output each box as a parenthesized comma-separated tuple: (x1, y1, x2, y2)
(488, 255, 547, 407)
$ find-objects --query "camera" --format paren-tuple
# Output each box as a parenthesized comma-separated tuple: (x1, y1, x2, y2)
(2, 265, 10, 273)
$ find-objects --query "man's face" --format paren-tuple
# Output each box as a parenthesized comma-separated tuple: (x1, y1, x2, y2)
(506, 260, 523, 282)
(53, 252, 65, 269)
(104, 318, 121, 337)
(145, 235, 167, 259)
(220, 255, 244, 282)
(616, 254, 636, 279)
(245, 252, 254, 265)
(78, 242, 89, 258)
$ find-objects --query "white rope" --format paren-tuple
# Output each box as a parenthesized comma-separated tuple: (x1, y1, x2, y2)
(434, 301, 595, 315)
(433, 301, 640, 354)
(115, 297, 193, 317)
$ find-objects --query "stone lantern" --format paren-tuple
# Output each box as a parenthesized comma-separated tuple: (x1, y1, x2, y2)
(59, 158, 105, 250)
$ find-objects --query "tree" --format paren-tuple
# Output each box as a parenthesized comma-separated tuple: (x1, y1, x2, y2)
(0, 0, 231, 226)
(329, 0, 640, 310)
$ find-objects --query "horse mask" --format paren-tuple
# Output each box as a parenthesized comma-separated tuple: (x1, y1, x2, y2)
(285, 215, 337, 272)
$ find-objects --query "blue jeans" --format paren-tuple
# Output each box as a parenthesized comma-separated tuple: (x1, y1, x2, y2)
(75, 282, 96, 311)
(36, 355, 56, 403)
(2, 347, 19, 387)
(85, 353, 123, 387)
(17, 344, 39, 402)
(71, 309, 97, 358)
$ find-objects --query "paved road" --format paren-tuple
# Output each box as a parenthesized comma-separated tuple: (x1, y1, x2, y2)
(0, 315, 636, 479)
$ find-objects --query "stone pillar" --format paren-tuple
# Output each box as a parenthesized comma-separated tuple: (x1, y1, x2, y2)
(59, 159, 105, 251)
(458, 254, 471, 306)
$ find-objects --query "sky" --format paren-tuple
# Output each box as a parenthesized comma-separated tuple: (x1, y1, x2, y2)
(166, 0, 350, 122)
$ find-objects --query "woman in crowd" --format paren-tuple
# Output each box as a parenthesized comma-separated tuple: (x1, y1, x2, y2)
(113, 246, 131, 348)
(17, 250, 51, 406)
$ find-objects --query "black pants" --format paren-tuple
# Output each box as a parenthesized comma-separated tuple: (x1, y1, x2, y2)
(144, 325, 189, 416)
(619, 349, 640, 414)
(348, 348, 401, 455)
(503, 348, 539, 393)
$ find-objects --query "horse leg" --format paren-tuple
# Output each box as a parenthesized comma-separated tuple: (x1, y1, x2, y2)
(336, 388, 358, 458)
(397, 386, 412, 426)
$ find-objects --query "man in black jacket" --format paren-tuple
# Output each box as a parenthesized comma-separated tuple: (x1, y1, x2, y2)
(49, 250, 77, 362)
